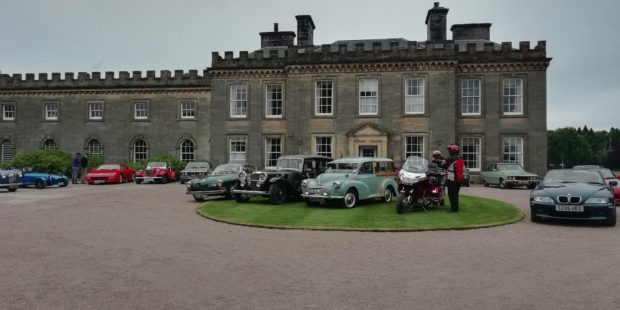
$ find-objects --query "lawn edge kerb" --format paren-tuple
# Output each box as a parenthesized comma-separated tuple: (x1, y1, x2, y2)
(195, 196, 525, 232)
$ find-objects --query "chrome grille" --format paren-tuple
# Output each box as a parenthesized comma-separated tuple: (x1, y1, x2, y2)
(146, 169, 153, 176)
(558, 195, 581, 204)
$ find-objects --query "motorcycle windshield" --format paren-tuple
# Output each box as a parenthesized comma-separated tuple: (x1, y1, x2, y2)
(402, 156, 429, 173)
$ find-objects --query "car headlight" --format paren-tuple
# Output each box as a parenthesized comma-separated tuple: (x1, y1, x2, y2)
(1, 174, 5, 179)
(217, 180, 223, 187)
(256, 172, 268, 187)
(532, 196, 553, 203)
(186, 181, 192, 189)
(333, 181, 341, 190)
(507, 176, 514, 180)
(239, 171, 246, 182)
(585, 198, 609, 204)
(301, 180, 308, 190)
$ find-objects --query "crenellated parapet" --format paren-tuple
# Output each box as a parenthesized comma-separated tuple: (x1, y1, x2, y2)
(210, 40, 549, 71)
(0, 69, 209, 90)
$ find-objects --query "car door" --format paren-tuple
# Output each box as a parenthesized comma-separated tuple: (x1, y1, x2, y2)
(357, 161, 378, 198)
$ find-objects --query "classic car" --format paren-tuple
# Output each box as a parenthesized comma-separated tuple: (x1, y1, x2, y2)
(179, 161, 213, 184)
(232, 155, 332, 204)
(186, 163, 255, 201)
(301, 157, 398, 208)
(480, 163, 538, 189)
(0, 168, 22, 192)
(20, 170, 69, 189)
(85, 164, 134, 184)
(134, 162, 177, 184)
(573, 166, 620, 205)
(530, 169, 616, 226)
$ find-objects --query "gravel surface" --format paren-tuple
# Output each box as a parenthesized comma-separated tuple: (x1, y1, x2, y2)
(1, 183, 618, 310)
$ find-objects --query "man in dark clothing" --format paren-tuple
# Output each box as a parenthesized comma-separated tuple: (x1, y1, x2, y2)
(80, 153, 89, 184)
(443, 144, 464, 212)
(72, 153, 81, 184)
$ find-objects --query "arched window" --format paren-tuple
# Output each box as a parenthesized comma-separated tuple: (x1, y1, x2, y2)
(88, 139, 103, 157)
(180, 139, 195, 162)
(43, 139, 57, 150)
(1, 140, 15, 164)
(133, 139, 148, 163)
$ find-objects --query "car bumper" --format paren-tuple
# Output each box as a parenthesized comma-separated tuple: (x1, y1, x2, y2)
(136, 176, 163, 182)
(506, 180, 537, 186)
(530, 203, 615, 221)
(231, 189, 268, 196)
(0, 182, 22, 188)
(187, 189, 227, 196)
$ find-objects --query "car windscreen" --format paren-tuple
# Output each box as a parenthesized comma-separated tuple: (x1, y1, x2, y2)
(543, 170, 605, 185)
(146, 162, 167, 168)
(326, 162, 358, 173)
(597, 169, 615, 179)
(97, 164, 120, 170)
(277, 158, 303, 170)
(498, 164, 524, 171)
(185, 162, 210, 169)
(212, 164, 240, 175)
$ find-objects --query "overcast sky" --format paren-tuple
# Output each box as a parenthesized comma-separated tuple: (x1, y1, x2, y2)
(1, 0, 618, 130)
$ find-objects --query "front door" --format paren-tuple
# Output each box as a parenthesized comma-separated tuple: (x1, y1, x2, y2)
(359, 146, 377, 157)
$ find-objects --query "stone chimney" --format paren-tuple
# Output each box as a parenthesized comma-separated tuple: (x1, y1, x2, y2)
(296, 15, 315, 46)
(425, 2, 449, 42)
(260, 22, 296, 48)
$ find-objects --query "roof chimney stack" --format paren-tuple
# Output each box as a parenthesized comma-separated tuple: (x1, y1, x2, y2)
(296, 15, 316, 46)
(425, 2, 449, 42)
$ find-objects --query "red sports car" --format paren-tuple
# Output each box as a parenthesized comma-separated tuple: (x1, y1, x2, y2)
(598, 168, 620, 205)
(85, 164, 134, 184)
(134, 161, 177, 184)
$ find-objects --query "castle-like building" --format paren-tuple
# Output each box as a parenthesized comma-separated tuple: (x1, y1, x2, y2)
(0, 3, 551, 178)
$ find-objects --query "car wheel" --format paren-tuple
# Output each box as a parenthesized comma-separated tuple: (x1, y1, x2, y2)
(527, 183, 537, 190)
(135, 179, 142, 184)
(499, 179, 507, 189)
(35, 179, 46, 189)
(342, 189, 358, 208)
(59, 179, 68, 187)
(193, 194, 205, 202)
(383, 187, 394, 203)
(161, 177, 168, 184)
(233, 193, 250, 203)
(463, 180, 470, 187)
(530, 210, 541, 223)
(269, 183, 288, 205)
(8, 186, 17, 192)
(483, 180, 489, 187)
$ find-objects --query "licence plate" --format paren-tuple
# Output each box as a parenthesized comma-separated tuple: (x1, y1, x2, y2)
(94, 180, 106, 184)
(555, 205, 584, 212)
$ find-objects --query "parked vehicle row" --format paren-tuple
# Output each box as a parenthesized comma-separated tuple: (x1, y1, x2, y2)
(0, 167, 69, 191)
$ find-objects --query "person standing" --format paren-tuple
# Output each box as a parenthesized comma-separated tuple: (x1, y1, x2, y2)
(72, 153, 81, 184)
(443, 144, 464, 212)
(80, 153, 89, 184)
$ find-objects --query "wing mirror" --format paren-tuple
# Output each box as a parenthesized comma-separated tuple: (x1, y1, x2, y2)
(610, 181, 618, 187)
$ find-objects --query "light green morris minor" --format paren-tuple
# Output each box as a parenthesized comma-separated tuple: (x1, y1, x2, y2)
(480, 163, 539, 189)
(301, 157, 398, 208)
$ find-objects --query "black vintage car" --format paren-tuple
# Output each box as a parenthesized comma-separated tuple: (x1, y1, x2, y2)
(231, 155, 332, 204)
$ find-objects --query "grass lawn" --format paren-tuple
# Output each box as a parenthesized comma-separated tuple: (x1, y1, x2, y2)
(196, 195, 523, 231)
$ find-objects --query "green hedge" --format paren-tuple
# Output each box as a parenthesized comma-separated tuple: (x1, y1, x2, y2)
(12, 149, 72, 176)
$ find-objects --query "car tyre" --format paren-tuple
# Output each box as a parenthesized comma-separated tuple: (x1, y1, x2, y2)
(35, 179, 46, 189)
(8, 186, 18, 192)
(483, 180, 489, 187)
(342, 189, 358, 208)
(135, 179, 142, 184)
(530, 210, 541, 223)
(499, 179, 507, 189)
(59, 179, 68, 187)
(383, 187, 394, 203)
(269, 183, 288, 205)
(527, 183, 537, 190)
(161, 177, 168, 184)
(193, 194, 205, 202)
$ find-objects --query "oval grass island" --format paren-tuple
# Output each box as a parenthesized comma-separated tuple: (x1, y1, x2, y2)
(196, 195, 523, 232)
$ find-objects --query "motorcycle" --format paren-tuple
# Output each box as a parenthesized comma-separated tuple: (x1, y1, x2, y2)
(396, 156, 445, 214)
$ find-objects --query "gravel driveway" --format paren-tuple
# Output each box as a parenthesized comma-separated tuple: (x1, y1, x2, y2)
(1, 183, 618, 310)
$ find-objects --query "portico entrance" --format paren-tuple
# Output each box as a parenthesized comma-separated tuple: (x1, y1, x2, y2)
(346, 123, 391, 158)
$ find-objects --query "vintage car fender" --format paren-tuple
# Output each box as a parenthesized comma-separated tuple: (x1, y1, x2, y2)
(380, 178, 398, 193)
(337, 180, 372, 199)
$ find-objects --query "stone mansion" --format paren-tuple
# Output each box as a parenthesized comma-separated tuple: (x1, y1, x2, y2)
(0, 2, 551, 177)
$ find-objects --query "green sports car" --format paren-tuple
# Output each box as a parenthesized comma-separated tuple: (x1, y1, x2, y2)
(530, 169, 617, 226)
(186, 163, 255, 202)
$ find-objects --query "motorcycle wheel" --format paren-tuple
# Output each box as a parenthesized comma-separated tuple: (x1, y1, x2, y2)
(396, 194, 406, 214)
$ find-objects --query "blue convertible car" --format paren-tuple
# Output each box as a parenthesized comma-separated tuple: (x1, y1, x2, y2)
(19, 170, 69, 189)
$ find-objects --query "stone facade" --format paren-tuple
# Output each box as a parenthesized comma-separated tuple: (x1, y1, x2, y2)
(0, 2, 551, 179)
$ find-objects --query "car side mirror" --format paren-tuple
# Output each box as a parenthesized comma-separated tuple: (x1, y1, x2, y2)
(610, 181, 618, 187)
